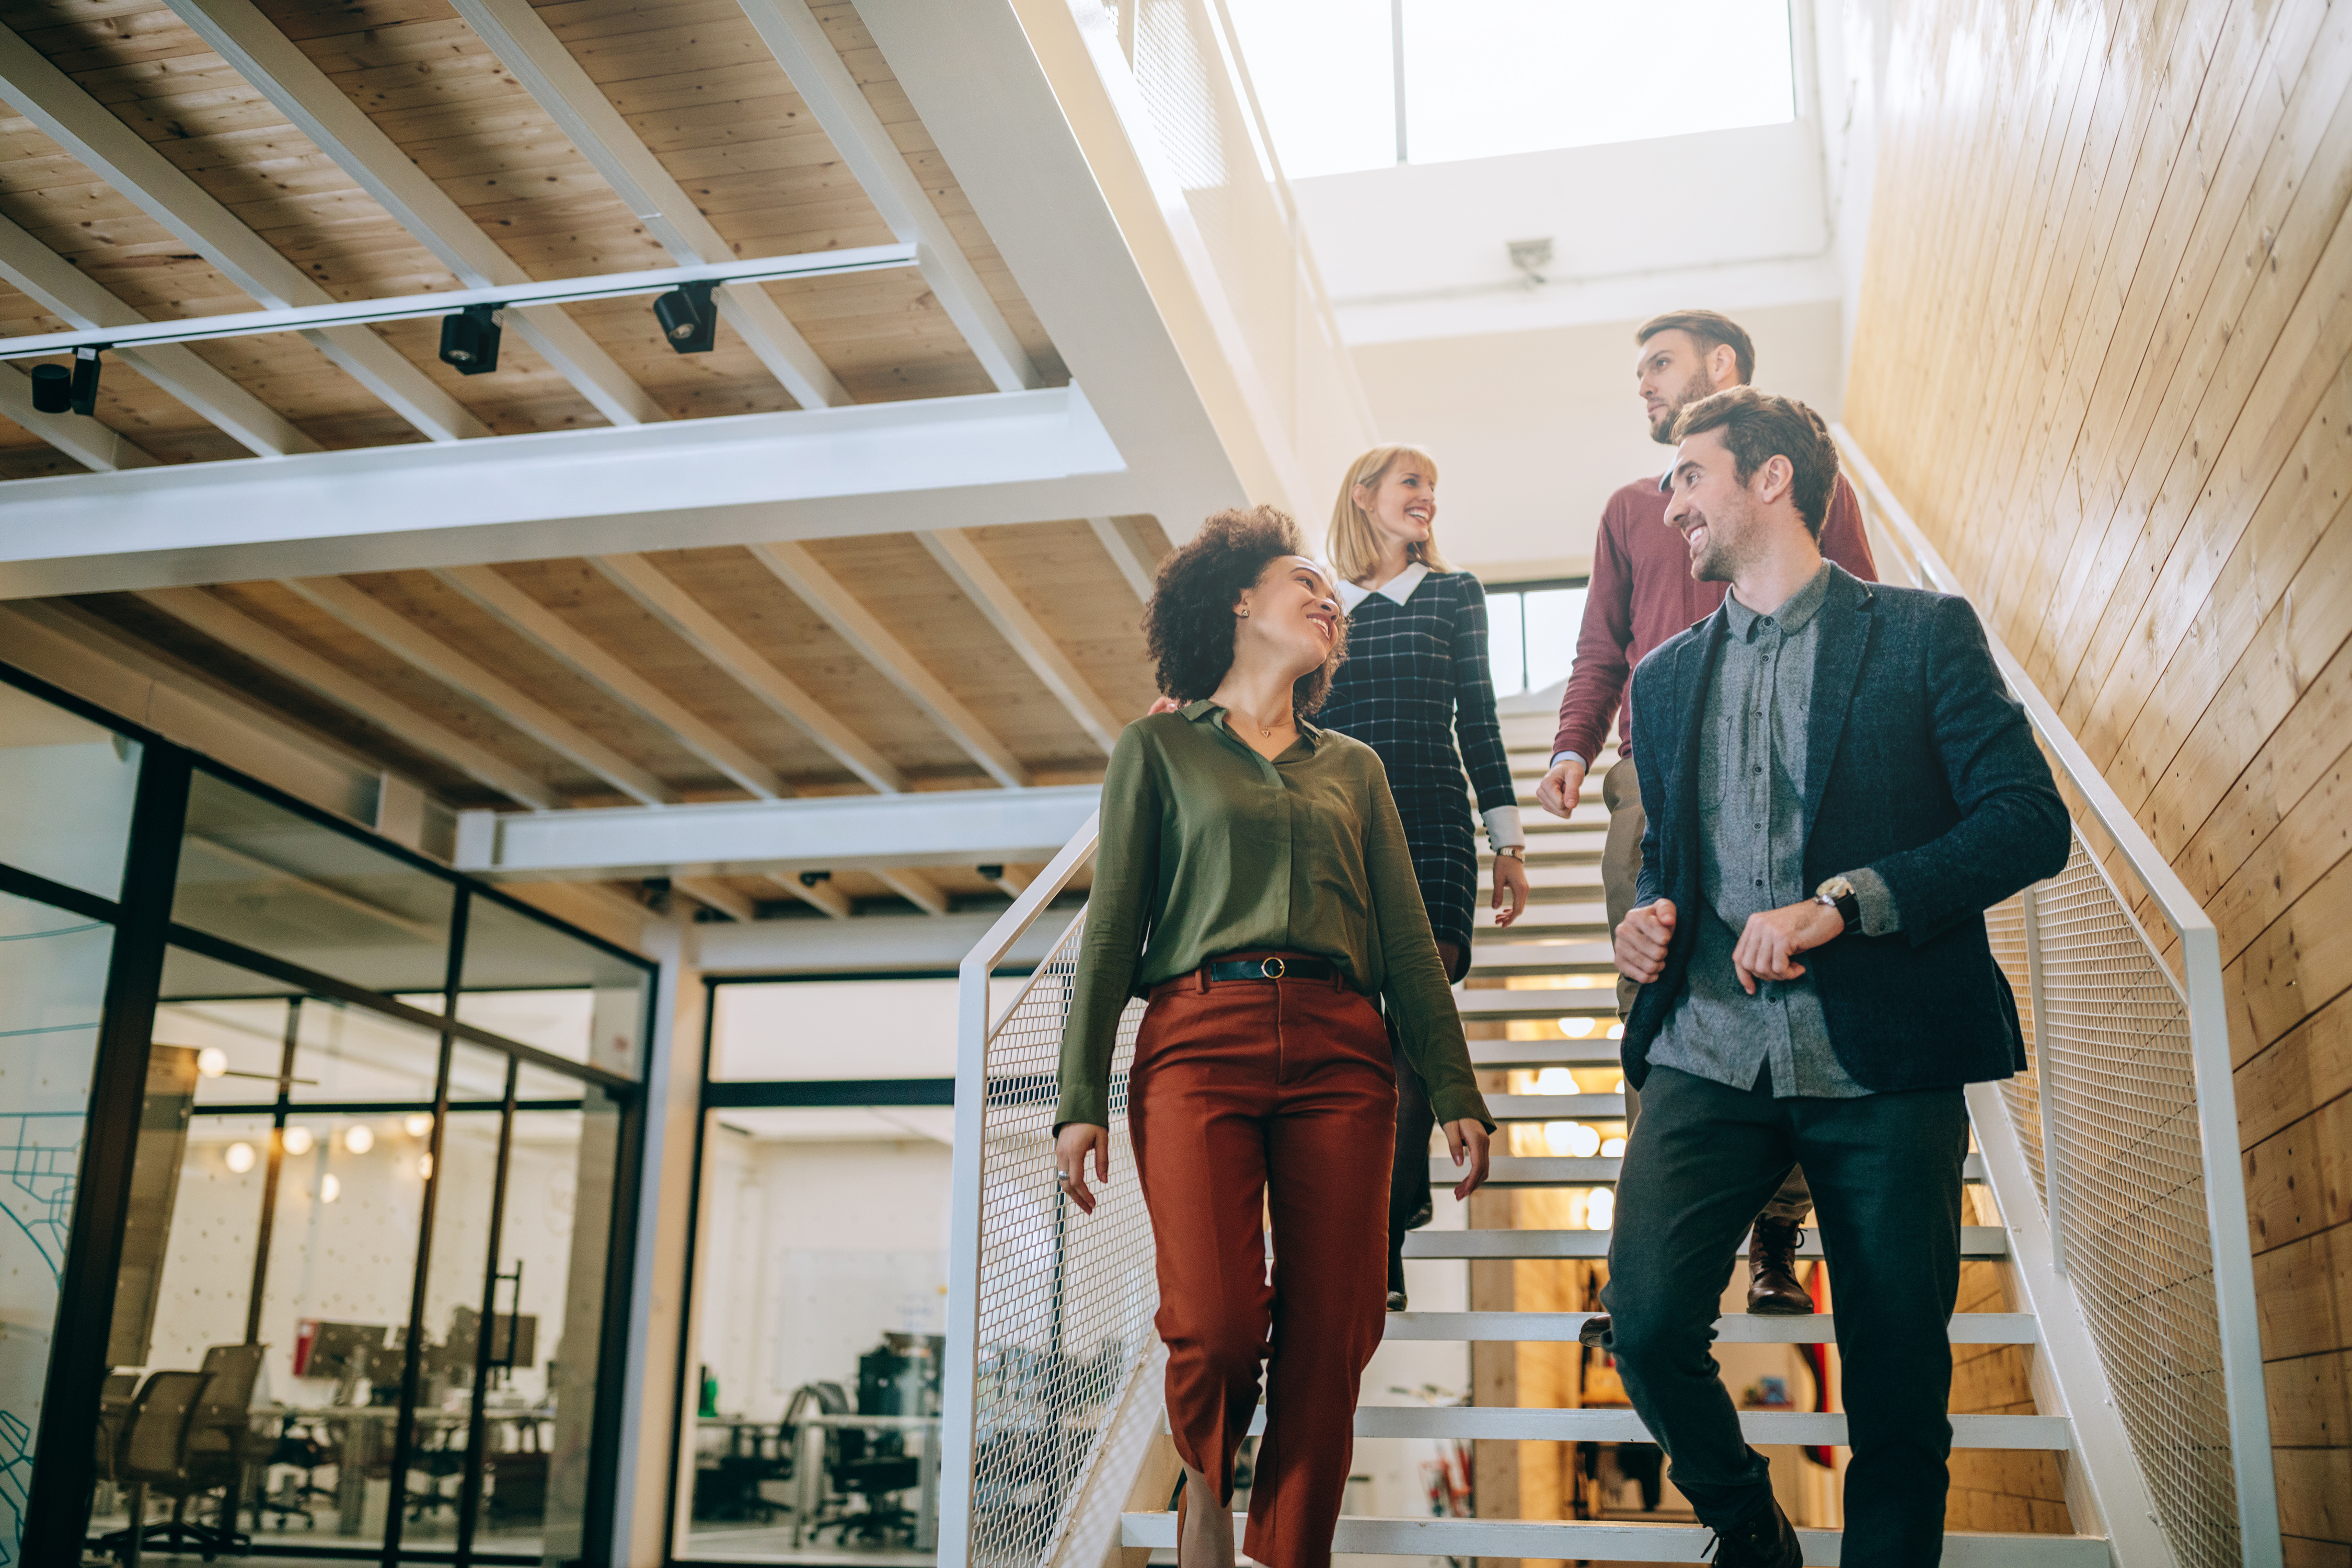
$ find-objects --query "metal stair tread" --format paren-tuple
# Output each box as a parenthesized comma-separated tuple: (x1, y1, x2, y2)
(1117, 1513, 2109, 1564)
(1442, 1153, 1989, 1184)
(1484, 1092, 1625, 1118)
(1381, 1310, 2039, 1345)
(1403, 1225, 2010, 1260)
(1200, 1406, 2067, 1448)
(1457, 989, 1620, 1018)
(1469, 1040, 1624, 1066)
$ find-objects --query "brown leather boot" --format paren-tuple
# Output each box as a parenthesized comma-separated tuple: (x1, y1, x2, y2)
(1746, 1218, 1813, 1315)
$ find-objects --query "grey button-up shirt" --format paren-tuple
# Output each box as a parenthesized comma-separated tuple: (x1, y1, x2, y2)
(1647, 563, 1894, 1098)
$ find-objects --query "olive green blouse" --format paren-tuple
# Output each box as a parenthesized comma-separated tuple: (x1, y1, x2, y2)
(1054, 701, 1490, 1132)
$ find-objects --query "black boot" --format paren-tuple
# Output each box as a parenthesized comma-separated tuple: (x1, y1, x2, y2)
(1708, 1496, 1802, 1566)
(1746, 1217, 1813, 1315)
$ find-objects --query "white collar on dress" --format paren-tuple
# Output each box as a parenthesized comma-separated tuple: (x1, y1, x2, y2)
(1335, 560, 1430, 610)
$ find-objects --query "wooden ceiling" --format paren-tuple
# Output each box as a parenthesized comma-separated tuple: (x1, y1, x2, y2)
(0, 0, 1065, 472)
(0, 0, 1166, 924)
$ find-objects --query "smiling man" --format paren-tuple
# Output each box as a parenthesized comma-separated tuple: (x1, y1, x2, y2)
(1599, 388, 2069, 1566)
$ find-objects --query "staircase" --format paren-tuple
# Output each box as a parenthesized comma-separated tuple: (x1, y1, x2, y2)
(1106, 706, 2113, 1566)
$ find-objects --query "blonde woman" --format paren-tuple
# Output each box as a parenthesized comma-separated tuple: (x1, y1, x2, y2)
(1316, 445, 1528, 1309)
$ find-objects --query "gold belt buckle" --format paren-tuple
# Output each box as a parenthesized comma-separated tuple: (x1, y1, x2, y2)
(1259, 956, 1286, 979)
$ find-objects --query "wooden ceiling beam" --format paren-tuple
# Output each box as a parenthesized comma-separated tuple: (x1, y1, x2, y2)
(133, 586, 560, 810)
(673, 876, 757, 923)
(447, 0, 850, 412)
(591, 554, 906, 795)
(1090, 516, 1160, 602)
(917, 528, 1121, 754)
(0, 210, 321, 459)
(767, 871, 851, 919)
(280, 575, 676, 808)
(433, 564, 790, 801)
(0, 365, 156, 473)
(874, 867, 950, 917)
(747, 541, 1033, 789)
(732, 0, 1040, 395)
(158, 0, 666, 431)
(0, 22, 489, 445)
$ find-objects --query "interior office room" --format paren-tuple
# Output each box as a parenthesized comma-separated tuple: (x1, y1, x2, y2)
(0, 0, 2340, 1564)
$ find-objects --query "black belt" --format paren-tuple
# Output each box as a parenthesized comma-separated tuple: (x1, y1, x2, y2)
(1204, 954, 1340, 984)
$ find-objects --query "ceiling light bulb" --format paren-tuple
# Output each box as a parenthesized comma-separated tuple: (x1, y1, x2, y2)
(1532, 1067, 1573, 1094)
(404, 1113, 433, 1138)
(1606, 1022, 1625, 1040)
(1567, 1122, 1601, 1158)
(343, 1124, 374, 1154)
(224, 1142, 256, 1174)
(1542, 1120, 1574, 1156)
(1560, 1017, 1594, 1038)
(1586, 1188, 1615, 1231)
(196, 1047, 228, 1077)
(418, 1153, 434, 1180)
(282, 1126, 315, 1155)
(1601, 1137, 1626, 1157)
(319, 1173, 341, 1204)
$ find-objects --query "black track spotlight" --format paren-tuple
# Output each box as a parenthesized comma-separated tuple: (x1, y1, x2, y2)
(653, 279, 719, 354)
(437, 304, 503, 375)
(28, 362, 70, 416)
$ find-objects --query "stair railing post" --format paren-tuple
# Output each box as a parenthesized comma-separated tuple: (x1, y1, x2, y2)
(2018, 880, 2065, 1277)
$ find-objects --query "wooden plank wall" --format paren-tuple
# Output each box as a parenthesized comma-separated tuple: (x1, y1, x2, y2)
(1845, 0, 2352, 1559)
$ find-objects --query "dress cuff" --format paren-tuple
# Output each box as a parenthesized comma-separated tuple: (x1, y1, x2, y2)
(1551, 750, 1586, 770)
(1483, 805, 1525, 850)
(1847, 867, 1901, 937)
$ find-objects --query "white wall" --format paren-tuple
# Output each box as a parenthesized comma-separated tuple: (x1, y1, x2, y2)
(1346, 299, 1850, 579)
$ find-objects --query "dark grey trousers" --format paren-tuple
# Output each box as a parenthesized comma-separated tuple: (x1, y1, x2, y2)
(1598, 1065, 1969, 1564)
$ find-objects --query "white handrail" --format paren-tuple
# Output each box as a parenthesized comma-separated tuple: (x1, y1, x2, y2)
(1834, 424, 2281, 1568)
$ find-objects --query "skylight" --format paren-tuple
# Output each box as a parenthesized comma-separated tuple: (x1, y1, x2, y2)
(1225, 0, 1798, 180)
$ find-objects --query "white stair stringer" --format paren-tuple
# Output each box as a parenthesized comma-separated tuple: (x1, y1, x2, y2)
(1039, 1341, 1171, 1568)
(1967, 1079, 2181, 1568)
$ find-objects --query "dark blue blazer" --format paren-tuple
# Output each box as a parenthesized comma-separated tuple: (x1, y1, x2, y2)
(1624, 566, 2070, 1092)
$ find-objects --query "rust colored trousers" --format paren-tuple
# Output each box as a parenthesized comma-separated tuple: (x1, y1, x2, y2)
(1130, 959, 1396, 1568)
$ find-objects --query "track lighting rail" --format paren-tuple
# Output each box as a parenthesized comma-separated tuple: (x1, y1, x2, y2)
(0, 243, 920, 360)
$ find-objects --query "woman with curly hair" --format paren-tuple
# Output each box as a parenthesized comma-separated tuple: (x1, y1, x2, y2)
(1315, 444, 1528, 1311)
(1054, 506, 1491, 1568)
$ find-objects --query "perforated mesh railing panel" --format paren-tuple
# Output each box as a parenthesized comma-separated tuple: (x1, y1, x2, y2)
(1984, 895, 2045, 1202)
(2027, 833, 2239, 1568)
(965, 909, 1154, 1568)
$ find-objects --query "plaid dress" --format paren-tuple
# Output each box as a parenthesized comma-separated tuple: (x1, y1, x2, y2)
(1318, 568, 1517, 965)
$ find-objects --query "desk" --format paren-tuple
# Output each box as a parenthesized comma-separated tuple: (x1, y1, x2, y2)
(792, 1414, 941, 1552)
(267, 1403, 552, 1537)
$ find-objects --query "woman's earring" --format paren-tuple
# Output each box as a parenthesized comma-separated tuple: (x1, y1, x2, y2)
(1238, 610, 1250, 618)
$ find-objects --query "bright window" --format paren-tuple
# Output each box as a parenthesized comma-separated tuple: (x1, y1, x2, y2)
(1486, 579, 1588, 698)
(1225, 0, 1796, 177)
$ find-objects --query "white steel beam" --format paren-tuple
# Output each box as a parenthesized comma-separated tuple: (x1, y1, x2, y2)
(0, 21, 488, 444)
(591, 554, 905, 795)
(1088, 516, 1159, 601)
(698, 904, 1080, 974)
(917, 528, 1121, 754)
(447, 0, 848, 411)
(433, 564, 789, 800)
(280, 575, 676, 807)
(0, 364, 156, 471)
(673, 876, 756, 923)
(133, 585, 559, 810)
(750, 541, 1031, 788)
(874, 867, 949, 917)
(731, 0, 1038, 394)
(768, 872, 850, 919)
(157, 0, 664, 429)
(0, 211, 319, 458)
(0, 386, 1125, 598)
(454, 783, 1100, 882)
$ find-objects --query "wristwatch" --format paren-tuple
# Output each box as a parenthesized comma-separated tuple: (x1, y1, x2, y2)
(1494, 846, 1525, 861)
(1814, 874, 1861, 935)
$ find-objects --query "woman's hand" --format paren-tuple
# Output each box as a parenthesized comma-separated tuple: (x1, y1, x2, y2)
(1054, 1123, 1111, 1214)
(1491, 853, 1529, 927)
(1146, 696, 1182, 717)
(1443, 1119, 1491, 1200)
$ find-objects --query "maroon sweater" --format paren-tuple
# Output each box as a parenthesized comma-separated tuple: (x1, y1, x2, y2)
(1550, 470, 1878, 765)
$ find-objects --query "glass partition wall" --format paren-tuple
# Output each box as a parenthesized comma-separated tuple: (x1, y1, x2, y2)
(0, 666, 653, 1566)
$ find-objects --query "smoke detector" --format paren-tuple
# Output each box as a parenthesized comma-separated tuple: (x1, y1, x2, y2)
(1507, 238, 1554, 286)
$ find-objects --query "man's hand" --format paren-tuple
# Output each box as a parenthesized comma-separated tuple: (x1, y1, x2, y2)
(1615, 898, 1676, 983)
(1443, 1119, 1491, 1200)
(1535, 757, 1588, 819)
(1054, 1123, 1111, 1214)
(1731, 900, 1846, 995)
(1491, 854, 1529, 927)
